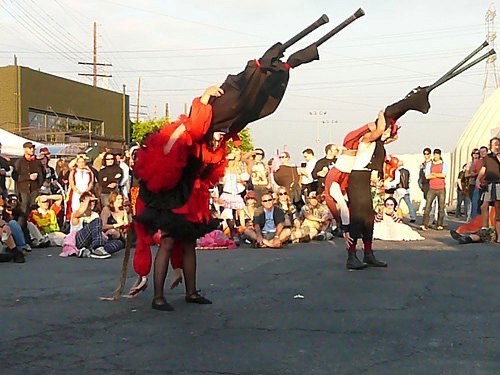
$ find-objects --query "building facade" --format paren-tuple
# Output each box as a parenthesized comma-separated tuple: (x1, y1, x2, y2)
(0, 65, 130, 150)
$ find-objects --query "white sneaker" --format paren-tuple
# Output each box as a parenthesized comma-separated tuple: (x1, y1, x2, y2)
(77, 247, 91, 258)
(90, 246, 111, 259)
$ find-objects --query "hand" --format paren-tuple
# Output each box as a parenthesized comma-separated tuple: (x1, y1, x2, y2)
(377, 109, 386, 127)
(29, 173, 38, 180)
(256, 234, 264, 245)
(200, 85, 224, 104)
(343, 231, 354, 247)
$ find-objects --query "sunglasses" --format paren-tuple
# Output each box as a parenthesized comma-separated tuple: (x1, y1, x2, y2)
(105, 158, 114, 161)
(261, 198, 273, 203)
(255, 153, 263, 156)
(473, 152, 479, 155)
(423, 152, 430, 156)
(385, 203, 395, 206)
(278, 192, 287, 196)
(279, 156, 287, 159)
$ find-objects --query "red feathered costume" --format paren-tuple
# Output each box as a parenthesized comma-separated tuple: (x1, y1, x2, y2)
(132, 98, 227, 279)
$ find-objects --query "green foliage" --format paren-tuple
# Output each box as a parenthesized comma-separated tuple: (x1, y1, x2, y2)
(131, 117, 170, 142)
(228, 128, 254, 152)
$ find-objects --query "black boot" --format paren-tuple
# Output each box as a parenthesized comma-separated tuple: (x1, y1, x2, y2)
(346, 252, 367, 270)
(8, 248, 26, 263)
(363, 251, 387, 267)
(0, 252, 14, 262)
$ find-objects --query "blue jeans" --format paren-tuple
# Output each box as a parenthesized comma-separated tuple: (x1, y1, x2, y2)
(471, 188, 480, 219)
(399, 193, 416, 220)
(456, 190, 471, 219)
(7, 220, 27, 250)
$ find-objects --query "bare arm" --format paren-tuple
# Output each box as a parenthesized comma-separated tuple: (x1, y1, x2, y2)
(476, 166, 486, 189)
(361, 110, 386, 143)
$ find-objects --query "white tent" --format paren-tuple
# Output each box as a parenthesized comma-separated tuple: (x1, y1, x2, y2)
(448, 88, 500, 205)
(0, 128, 45, 157)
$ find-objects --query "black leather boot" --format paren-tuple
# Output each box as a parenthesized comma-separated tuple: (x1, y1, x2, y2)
(8, 248, 26, 263)
(346, 252, 367, 270)
(363, 251, 387, 267)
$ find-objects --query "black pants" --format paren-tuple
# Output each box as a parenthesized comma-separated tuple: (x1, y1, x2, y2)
(346, 170, 375, 241)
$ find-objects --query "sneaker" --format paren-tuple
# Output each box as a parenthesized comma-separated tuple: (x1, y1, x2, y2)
(314, 232, 326, 241)
(410, 219, 416, 223)
(89, 247, 111, 259)
(77, 247, 91, 258)
(436, 226, 444, 231)
(419, 225, 428, 231)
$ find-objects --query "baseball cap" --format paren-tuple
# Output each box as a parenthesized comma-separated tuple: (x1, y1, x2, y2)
(39, 147, 50, 155)
(23, 141, 34, 148)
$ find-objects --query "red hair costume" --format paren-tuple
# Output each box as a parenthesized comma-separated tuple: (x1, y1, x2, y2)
(132, 98, 227, 278)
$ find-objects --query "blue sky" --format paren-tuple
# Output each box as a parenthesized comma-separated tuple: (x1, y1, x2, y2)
(0, 0, 497, 159)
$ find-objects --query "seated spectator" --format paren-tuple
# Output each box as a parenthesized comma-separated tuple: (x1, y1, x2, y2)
(0, 204, 25, 263)
(7, 194, 49, 248)
(244, 192, 291, 248)
(62, 192, 123, 259)
(373, 197, 424, 241)
(28, 194, 66, 246)
(299, 191, 332, 241)
(275, 186, 299, 227)
(100, 191, 129, 242)
(1, 203, 30, 256)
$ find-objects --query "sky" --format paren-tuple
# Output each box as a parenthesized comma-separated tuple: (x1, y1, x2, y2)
(0, 0, 498, 161)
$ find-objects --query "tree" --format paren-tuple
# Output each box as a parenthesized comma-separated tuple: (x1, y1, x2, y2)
(132, 118, 254, 152)
(228, 128, 254, 152)
(131, 118, 169, 143)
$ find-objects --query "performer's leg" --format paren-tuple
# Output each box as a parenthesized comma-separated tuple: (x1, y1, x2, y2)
(183, 240, 212, 304)
(152, 236, 174, 311)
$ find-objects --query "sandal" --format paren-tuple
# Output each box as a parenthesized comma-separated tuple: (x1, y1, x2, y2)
(127, 276, 148, 297)
(185, 290, 212, 305)
(152, 297, 174, 311)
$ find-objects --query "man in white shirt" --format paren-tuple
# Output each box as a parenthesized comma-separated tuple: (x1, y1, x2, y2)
(299, 148, 318, 198)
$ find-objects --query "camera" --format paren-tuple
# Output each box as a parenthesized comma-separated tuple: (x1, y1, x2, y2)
(300, 162, 307, 168)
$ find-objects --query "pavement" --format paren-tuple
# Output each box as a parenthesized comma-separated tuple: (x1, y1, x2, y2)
(1, 220, 499, 375)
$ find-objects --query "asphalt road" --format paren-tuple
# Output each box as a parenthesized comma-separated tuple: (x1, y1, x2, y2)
(1, 224, 499, 375)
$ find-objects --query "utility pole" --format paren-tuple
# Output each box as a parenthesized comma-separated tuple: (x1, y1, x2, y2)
(136, 77, 141, 123)
(78, 22, 112, 86)
(165, 103, 170, 119)
(483, 1, 499, 102)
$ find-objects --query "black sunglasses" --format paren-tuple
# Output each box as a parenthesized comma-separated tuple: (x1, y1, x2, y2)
(262, 198, 273, 203)
(423, 152, 430, 155)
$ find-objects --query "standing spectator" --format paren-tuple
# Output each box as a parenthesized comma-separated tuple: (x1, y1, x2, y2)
(98, 152, 123, 207)
(67, 155, 94, 220)
(455, 164, 469, 219)
(92, 147, 110, 171)
(417, 147, 432, 214)
(38, 154, 56, 187)
(14, 142, 44, 213)
(56, 159, 70, 193)
(249, 148, 270, 205)
(299, 148, 318, 198)
(420, 148, 448, 231)
(476, 137, 500, 238)
(117, 154, 130, 199)
(0, 142, 13, 201)
(465, 148, 481, 220)
(312, 143, 338, 195)
(386, 160, 417, 223)
(274, 152, 303, 210)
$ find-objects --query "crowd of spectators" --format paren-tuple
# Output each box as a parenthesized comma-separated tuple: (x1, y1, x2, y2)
(0, 142, 131, 263)
(1, 136, 498, 261)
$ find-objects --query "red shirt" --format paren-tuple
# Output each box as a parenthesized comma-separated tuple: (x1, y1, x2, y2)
(429, 163, 445, 190)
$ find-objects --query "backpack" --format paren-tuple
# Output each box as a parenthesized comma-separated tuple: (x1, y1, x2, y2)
(398, 168, 410, 189)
